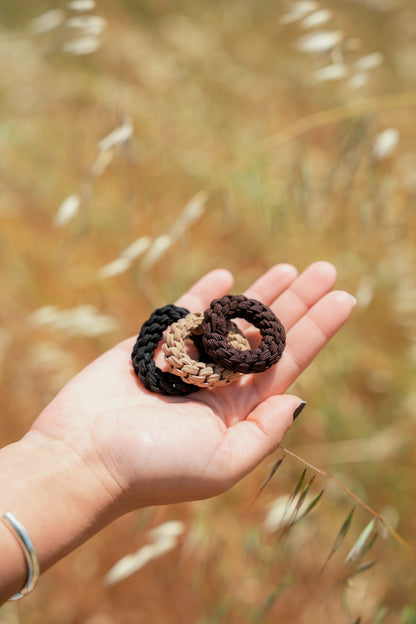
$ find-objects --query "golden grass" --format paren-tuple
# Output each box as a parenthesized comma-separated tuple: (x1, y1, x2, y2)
(1, 0, 416, 621)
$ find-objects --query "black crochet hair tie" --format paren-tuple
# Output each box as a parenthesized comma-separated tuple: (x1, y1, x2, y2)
(131, 304, 207, 396)
(202, 294, 286, 374)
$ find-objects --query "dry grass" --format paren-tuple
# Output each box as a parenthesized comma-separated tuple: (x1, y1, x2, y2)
(1, 0, 416, 622)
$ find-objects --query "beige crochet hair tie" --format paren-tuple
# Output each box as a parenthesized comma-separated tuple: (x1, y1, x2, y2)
(162, 312, 250, 388)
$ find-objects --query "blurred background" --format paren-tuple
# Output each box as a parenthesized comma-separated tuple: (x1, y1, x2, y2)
(1, 0, 416, 622)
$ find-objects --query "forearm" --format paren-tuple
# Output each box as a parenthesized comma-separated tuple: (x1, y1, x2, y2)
(0, 431, 118, 604)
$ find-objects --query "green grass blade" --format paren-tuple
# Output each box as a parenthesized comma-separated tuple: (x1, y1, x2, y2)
(295, 475, 316, 513)
(344, 560, 376, 582)
(289, 468, 307, 504)
(329, 507, 356, 561)
(253, 573, 294, 622)
(297, 489, 324, 521)
(256, 455, 285, 499)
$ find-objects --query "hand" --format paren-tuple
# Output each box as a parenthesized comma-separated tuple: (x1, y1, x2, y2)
(30, 261, 356, 513)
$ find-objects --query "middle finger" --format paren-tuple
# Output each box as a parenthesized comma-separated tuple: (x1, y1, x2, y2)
(240, 261, 337, 340)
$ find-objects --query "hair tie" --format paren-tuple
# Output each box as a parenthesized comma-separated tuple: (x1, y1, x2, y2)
(131, 304, 204, 395)
(162, 312, 250, 388)
(202, 294, 286, 374)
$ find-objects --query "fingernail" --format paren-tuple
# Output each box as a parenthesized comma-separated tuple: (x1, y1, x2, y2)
(293, 401, 307, 421)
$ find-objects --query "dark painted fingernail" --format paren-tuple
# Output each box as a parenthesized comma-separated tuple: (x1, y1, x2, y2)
(293, 401, 307, 421)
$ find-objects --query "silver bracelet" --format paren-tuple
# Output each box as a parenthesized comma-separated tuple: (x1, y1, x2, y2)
(1, 512, 40, 600)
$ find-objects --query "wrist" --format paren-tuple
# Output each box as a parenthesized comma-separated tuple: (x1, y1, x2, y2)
(0, 429, 120, 590)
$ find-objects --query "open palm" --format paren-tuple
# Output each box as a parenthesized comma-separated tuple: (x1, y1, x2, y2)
(32, 262, 355, 513)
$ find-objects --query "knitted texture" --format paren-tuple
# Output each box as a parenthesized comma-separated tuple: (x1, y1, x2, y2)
(202, 295, 286, 374)
(131, 304, 205, 396)
(162, 312, 250, 388)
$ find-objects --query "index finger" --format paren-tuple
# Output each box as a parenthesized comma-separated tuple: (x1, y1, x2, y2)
(175, 269, 234, 311)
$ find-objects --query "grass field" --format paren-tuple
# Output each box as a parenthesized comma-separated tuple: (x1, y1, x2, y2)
(1, 1, 416, 622)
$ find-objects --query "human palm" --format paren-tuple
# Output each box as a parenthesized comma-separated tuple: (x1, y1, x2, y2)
(31, 262, 355, 513)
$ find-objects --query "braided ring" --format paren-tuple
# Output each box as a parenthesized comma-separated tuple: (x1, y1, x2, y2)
(131, 304, 205, 396)
(202, 294, 286, 374)
(162, 312, 250, 388)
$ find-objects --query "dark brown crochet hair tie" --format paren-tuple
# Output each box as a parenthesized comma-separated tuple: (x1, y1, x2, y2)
(202, 295, 286, 374)
(131, 304, 208, 396)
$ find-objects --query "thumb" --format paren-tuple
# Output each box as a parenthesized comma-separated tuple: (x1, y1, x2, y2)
(220, 395, 305, 485)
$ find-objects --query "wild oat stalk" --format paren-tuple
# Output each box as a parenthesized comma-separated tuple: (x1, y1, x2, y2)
(263, 468, 324, 536)
(280, 447, 416, 563)
(334, 518, 378, 589)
